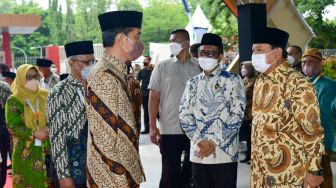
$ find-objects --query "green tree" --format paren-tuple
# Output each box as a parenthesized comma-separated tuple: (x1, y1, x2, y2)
(294, 0, 336, 48)
(0, 0, 14, 13)
(141, 0, 189, 54)
(7, 1, 51, 57)
(117, 0, 143, 11)
(65, 0, 75, 42)
(75, 0, 113, 42)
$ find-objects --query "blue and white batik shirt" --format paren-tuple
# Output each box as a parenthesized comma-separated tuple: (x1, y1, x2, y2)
(179, 66, 246, 164)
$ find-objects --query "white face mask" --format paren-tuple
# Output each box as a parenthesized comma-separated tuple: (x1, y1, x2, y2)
(287, 55, 295, 65)
(24, 79, 40, 91)
(50, 68, 57, 73)
(81, 64, 94, 80)
(302, 65, 315, 77)
(251, 50, 275, 73)
(199, 57, 218, 71)
(169, 42, 184, 56)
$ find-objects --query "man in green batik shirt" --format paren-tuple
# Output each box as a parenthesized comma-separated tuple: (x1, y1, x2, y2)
(302, 48, 336, 188)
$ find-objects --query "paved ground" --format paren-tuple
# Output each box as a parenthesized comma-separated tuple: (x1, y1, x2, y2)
(139, 133, 336, 188)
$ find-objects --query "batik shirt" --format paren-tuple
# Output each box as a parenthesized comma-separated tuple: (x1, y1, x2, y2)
(251, 62, 325, 187)
(0, 81, 11, 136)
(46, 75, 87, 185)
(180, 67, 246, 164)
(85, 52, 145, 188)
(41, 73, 60, 91)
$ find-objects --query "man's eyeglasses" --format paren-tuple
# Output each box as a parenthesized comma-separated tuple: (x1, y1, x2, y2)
(73, 59, 97, 65)
(26, 74, 40, 81)
(198, 50, 220, 58)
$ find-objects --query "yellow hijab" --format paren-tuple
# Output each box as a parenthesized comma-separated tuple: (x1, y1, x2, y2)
(11, 64, 48, 130)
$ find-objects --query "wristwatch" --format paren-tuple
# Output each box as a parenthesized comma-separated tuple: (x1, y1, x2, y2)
(308, 169, 324, 176)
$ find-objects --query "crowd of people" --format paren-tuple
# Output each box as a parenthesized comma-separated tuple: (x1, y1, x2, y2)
(0, 10, 335, 188)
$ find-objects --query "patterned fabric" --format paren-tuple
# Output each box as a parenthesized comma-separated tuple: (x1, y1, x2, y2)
(180, 67, 245, 164)
(243, 76, 257, 120)
(46, 75, 87, 184)
(0, 81, 11, 135)
(251, 62, 325, 187)
(128, 75, 142, 138)
(40, 73, 60, 91)
(85, 52, 145, 187)
(5, 96, 49, 188)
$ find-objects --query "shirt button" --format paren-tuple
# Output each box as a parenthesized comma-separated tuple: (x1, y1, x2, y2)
(73, 161, 79, 166)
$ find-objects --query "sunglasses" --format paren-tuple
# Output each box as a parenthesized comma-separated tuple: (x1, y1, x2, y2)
(26, 74, 40, 81)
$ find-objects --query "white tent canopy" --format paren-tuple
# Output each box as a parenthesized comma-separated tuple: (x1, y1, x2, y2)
(185, 5, 212, 44)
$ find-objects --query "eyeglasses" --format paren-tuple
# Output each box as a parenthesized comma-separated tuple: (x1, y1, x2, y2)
(73, 59, 97, 65)
(198, 50, 220, 58)
(26, 74, 40, 81)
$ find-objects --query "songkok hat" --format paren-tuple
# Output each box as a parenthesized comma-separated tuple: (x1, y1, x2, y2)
(60, 73, 69, 81)
(64, 41, 94, 57)
(36, 58, 52, 67)
(2, 71, 16, 79)
(201, 33, 223, 49)
(252, 27, 289, 49)
(98, 11, 143, 32)
(302, 48, 323, 61)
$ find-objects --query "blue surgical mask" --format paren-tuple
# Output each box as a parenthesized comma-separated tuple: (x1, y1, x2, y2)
(81, 64, 94, 80)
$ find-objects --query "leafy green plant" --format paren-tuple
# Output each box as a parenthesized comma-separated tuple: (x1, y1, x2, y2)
(322, 57, 336, 80)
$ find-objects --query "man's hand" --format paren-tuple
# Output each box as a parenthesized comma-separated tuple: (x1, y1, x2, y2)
(303, 172, 324, 188)
(59, 178, 75, 188)
(40, 127, 49, 134)
(150, 126, 160, 146)
(197, 140, 216, 159)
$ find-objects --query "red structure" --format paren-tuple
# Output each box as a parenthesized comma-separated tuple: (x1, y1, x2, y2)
(46, 46, 61, 74)
(0, 14, 40, 69)
(1, 32, 11, 68)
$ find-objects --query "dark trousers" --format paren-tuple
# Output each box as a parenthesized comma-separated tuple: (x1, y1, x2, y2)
(142, 94, 149, 131)
(192, 162, 238, 188)
(239, 120, 252, 160)
(159, 134, 192, 188)
(0, 134, 10, 187)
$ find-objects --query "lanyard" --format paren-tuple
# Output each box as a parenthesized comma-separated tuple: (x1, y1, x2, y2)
(312, 74, 322, 85)
(25, 98, 40, 129)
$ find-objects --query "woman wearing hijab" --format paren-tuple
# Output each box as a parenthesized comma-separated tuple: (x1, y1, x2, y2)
(5, 64, 49, 188)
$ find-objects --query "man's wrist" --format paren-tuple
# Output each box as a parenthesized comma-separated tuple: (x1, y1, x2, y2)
(308, 169, 324, 176)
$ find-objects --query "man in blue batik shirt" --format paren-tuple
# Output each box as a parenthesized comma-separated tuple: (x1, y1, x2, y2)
(179, 33, 246, 188)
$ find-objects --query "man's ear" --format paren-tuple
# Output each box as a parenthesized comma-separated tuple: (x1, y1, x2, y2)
(276, 48, 283, 58)
(183, 40, 190, 48)
(116, 33, 124, 45)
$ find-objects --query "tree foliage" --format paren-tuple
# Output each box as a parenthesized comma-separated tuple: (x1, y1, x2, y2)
(1, 0, 335, 58)
(293, 0, 336, 48)
(117, 0, 143, 12)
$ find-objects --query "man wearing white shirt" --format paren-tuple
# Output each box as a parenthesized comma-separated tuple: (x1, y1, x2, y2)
(179, 33, 246, 188)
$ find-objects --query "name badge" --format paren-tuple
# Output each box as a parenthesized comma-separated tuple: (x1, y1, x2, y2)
(35, 139, 42, 147)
